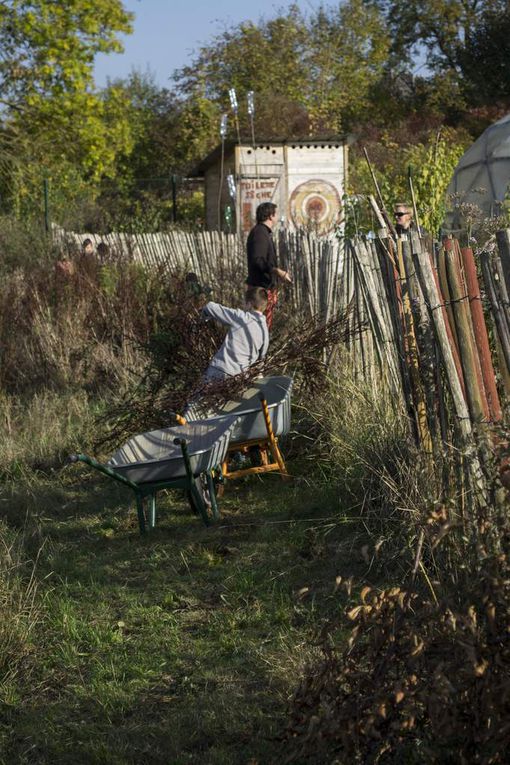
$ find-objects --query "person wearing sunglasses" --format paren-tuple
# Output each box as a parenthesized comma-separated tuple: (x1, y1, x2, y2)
(393, 202, 412, 234)
(393, 202, 427, 236)
(393, 202, 427, 237)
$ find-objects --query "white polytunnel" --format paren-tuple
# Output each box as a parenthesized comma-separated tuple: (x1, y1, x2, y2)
(445, 112, 510, 229)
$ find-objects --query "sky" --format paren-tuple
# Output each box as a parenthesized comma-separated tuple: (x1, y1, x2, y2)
(94, 0, 313, 88)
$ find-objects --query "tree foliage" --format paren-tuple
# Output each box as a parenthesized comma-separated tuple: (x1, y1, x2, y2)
(0, 0, 132, 105)
(175, 0, 391, 136)
(457, 4, 510, 103)
(370, 0, 507, 70)
(0, 0, 133, 216)
(349, 125, 469, 235)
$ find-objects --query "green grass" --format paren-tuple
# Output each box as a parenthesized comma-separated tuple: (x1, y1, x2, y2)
(0, 463, 363, 764)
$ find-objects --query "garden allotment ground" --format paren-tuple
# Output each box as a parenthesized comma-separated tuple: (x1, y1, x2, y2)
(0, 246, 377, 764)
(1, 230, 510, 764)
(1, 438, 368, 764)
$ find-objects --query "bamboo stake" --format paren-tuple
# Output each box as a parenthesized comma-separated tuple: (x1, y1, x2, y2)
(403, 238, 441, 449)
(437, 242, 460, 352)
(394, 239, 426, 446)
(492, 249, 510, 334)
(414, 244, 489, 520)
(407, 165, 421, 234)
(353, 239, 402, 393)
(412, 243, 472, 438)
(427, 243, 467, 400)
(480, 250, 510, 375)
(399, 238, 432, 451)
(363, 148, 397, 238)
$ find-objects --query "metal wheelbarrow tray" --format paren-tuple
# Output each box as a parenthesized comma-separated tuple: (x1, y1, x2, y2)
(71, 415, 239, 533)
(108, 418, 238, 483)
(188, 376, 293, 444)
(185, 376, 293, 480)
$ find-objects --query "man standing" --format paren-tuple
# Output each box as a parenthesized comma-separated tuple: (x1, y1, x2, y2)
(246, 202, 291, 329)
(393, 201, 427, 237)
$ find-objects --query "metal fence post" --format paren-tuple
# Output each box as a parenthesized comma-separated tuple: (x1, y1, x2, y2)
(43, 178, 50, 233)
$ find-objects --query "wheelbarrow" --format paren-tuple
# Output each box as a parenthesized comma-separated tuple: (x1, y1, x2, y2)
(178, 375, 293, 481)
(70, 415, 239, 533)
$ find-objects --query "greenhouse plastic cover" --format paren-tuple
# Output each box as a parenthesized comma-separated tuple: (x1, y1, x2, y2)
(445, 112, 510, 228)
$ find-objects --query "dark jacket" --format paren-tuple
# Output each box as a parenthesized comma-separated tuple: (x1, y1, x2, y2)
(246, 222, 277, 289)
(396, 220, 428, 238)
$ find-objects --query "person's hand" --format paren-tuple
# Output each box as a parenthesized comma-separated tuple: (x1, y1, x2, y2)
(278, 268, 292, 283)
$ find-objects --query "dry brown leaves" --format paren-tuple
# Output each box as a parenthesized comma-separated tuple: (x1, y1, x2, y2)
(282, 550, 510, 764)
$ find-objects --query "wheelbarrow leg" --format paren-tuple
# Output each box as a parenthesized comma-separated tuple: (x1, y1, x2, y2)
(136, 494, 146, 534)
(260, 395, 290, 480)
(148, 492, 157, 529)
(206, 471, 220, 521)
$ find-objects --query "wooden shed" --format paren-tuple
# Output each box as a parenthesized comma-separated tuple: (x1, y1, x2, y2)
(195, 137, 349, 236)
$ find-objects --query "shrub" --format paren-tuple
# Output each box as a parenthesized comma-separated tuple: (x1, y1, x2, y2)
(0, 253, 157, 394)
(284, 545, 510, 764)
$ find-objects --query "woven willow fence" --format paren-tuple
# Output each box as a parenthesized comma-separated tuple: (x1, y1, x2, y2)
(341, 229, 510, 439)
(54, 226, 344, 321)
(55, 221, 510, 444)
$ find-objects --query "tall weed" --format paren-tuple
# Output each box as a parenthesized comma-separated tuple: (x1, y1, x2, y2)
(0, 216, 53, 273)
(302, 368, 431, 569)
(0, 255, 154, 394)
(0, 390, 101, 477)
(283, 362, 510, 763)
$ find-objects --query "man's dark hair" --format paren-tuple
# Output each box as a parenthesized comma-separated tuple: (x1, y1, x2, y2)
(246, 286, 268, 312)
(82, 238, 92, 248)
(256, 202, 277, 224)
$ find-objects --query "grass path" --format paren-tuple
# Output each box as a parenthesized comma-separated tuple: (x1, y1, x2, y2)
(1, 465, 359, 764)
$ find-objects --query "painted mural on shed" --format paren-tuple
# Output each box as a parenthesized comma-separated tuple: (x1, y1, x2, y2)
(195, 138, 349, 236)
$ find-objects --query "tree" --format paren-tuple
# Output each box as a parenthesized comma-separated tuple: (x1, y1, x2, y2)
(0, 0, 132, 106)
(174, 1, 391, 138)
(305, 0, 390, 132)
(174, 6, 310, 138)
(96, 72, 215, 230)
(349, 126, 468, 235)
(369, 0, 507, 73)
(457, 4, 510, 104)
(0, 0, 134, 216)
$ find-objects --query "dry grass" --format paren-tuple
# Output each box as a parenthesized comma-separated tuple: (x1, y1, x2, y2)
(0, 390, 104, 478)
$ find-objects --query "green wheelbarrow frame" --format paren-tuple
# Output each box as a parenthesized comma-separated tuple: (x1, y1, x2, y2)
(70, 437, 220, 534)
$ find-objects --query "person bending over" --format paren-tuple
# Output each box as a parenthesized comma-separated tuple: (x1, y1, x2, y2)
(202, 286, 269, 382)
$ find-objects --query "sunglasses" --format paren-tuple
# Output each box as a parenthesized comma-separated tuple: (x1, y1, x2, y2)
(394, 211, 409, 218)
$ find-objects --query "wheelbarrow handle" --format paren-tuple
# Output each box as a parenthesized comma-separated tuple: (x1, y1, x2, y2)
(69, 453, 139, 491)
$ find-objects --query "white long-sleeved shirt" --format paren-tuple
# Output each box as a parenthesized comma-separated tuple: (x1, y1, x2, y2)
(202, 301, 269, 380)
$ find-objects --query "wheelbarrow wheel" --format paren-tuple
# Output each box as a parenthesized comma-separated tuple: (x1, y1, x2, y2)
(186, 475, 217, 525)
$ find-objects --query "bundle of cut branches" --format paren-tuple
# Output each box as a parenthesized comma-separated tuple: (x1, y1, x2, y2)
(94, 285, 358, 452)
